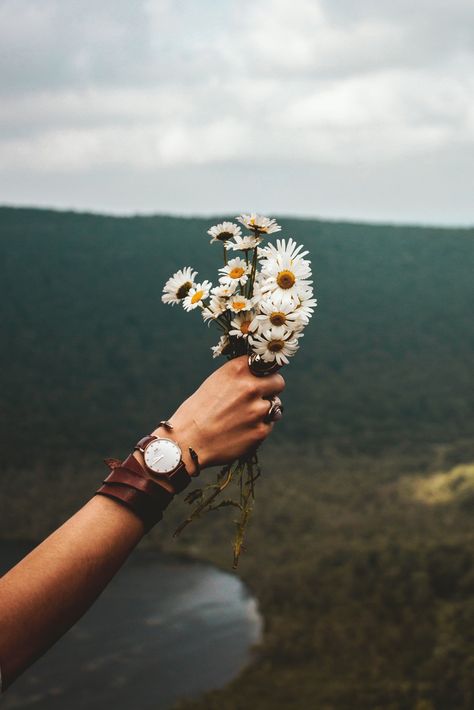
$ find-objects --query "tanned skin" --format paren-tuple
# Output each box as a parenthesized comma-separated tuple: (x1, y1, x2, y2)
(0, 356, 285, 689)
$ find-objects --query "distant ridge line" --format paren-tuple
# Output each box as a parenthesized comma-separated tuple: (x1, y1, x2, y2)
(0, 203, 473, 232)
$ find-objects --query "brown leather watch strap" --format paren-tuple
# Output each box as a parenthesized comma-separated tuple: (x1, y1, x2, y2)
(95, 452, 175, 533)
(167, 462, 192, 494)
(102, 467, 174, 508)
(135, 435, 156, 452)
(96, 485, 164, 532)
(121, 452, 157, 478)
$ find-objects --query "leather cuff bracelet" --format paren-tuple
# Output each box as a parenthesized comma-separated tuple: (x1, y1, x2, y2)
(95, 453, 174, 532)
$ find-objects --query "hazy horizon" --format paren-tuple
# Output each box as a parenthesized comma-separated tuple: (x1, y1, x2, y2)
(2, 201, 473, 230)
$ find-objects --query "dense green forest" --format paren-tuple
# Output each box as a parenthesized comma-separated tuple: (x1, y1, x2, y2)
(1, 207, 473, 462)
(1, 207, 474, 709)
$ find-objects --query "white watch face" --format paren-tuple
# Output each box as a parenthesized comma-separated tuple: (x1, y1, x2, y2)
(144, 438, 182, 474)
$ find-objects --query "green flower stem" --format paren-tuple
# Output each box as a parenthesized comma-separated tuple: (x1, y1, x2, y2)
(246, 246, 258, 299)
(173, 461, 237, 538)
(214, 314, 231, 331)
(250, 244, 258, 284)
(233, 454, 260, 567)
(174, 453, 261, 568)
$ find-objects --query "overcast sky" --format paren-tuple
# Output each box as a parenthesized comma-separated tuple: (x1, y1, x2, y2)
(1, 0, 473, 225)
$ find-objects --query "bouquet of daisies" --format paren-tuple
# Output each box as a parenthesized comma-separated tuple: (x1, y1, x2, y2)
(162, 214, 316, 566)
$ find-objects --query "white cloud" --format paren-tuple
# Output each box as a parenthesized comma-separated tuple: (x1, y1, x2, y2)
(0, 0, 473, 222)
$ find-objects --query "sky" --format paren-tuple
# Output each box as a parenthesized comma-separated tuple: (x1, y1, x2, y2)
(1, 0, 473, 225)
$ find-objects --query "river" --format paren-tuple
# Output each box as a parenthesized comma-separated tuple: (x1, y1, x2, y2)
(0, 541, 262, 709)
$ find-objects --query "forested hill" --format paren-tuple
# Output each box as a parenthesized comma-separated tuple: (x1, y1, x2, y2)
(1, 206, 473, 465)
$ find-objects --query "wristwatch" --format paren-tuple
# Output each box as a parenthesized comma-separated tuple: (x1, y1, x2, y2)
(95, 428, 198, 533)
(134, 435, 191, 494)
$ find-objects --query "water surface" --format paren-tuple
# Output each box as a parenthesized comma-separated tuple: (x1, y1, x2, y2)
(0, 542, 262, 709)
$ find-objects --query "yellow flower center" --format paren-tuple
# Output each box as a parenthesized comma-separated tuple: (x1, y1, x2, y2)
(191, 290, 204, 304)
(232, 300, 246, 311)
(229, 266, 245, 279)
(269, 311, 287, 326)
(268, 339, 285, 352)
(240, 320, 251, 334)
(276, 270, 296, 289)
(176, 281, 192, 299)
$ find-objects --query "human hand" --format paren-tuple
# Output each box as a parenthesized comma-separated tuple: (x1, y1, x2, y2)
(152, 355, 285, 475)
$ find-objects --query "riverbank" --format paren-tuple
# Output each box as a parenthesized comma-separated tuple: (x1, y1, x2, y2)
(0, 543, 262, 710)
(160, 441, 474, 710)
(3, 441, 474, 709)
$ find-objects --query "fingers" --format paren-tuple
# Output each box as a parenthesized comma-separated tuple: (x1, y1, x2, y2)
(221, 355, 285, 397)
(251, 420, 274, 451)
(258, 372, 286, 397)
(254, 397, 273, 420)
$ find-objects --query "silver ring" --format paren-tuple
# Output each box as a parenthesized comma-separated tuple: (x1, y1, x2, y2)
(264, 395, 284, 423)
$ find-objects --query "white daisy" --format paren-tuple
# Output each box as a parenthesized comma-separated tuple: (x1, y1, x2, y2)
(249, 326, 302, 366)
(294, 292, 317, 325)
(162, 267, 198, 306)
(229, 310, 256, 339)
(227, 294, 253, 313)
(250, 271, 266, 302)
(251, 297, 305, 334)
(211, 334, 231, 358)
(211, 283, 238, 299)
(259, 238, 312, 301)
(182, 280, 212, 311)
(201, 295, 227, 324)
(219, 257, 251, 287)
(237, 214, 281, 235)
(227, 234, 262, 251)
(207, 222, 242, 244)
(259, 237, 310, 265)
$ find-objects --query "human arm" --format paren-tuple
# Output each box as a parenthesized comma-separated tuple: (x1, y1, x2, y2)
(0, 356, 285, 690)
